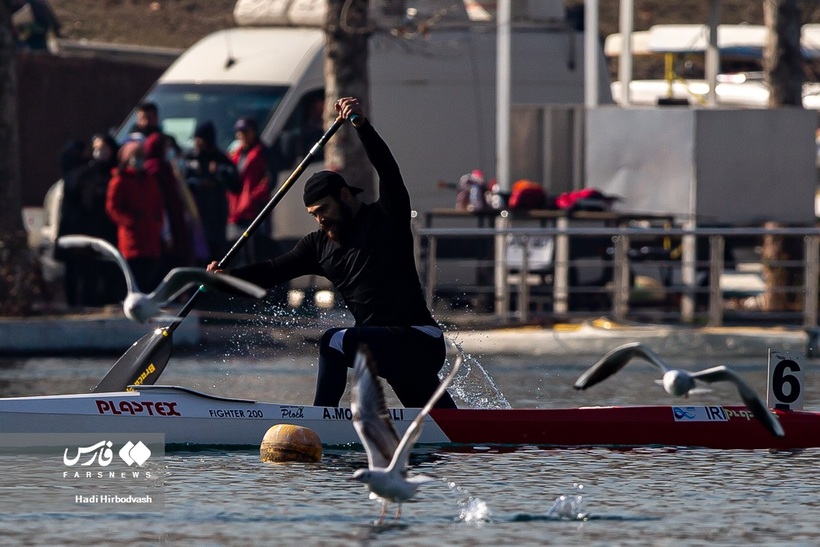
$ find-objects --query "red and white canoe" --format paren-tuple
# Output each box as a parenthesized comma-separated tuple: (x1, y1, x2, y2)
(0, 384, 818, 450)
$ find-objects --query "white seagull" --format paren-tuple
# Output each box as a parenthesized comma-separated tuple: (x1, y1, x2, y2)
(349, 345, 463, 523)
(57, 235, 267, 324)
(573, 341, 784, 438)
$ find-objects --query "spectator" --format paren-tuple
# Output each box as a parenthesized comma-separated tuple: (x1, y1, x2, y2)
(227, 116, 270, 266)
(55, 139, 90, 308)
(55, 135, 124, 307)
(133, 102, 161, 139)
(144, 132, 194, 271)
(82, 133, 125, 305)
(166, 134, 210, 265)
(106, 140, 165, 293)
(184, 121, 240, 262)
(86, 134, 120, 243)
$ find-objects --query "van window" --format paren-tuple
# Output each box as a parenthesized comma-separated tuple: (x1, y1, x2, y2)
(116, 83, 288, 152)
(269, 89, 325, 175)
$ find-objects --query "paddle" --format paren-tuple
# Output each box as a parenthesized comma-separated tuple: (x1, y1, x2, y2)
(92, 115, 350, 393)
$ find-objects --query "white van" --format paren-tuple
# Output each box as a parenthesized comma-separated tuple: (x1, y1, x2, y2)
(113, 13, 612, 241)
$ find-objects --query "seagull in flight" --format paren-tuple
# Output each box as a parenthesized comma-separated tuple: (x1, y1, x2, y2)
(57, 235, 267, 324)
(573, 341, 785, 438)
(349, 345, 463, 523)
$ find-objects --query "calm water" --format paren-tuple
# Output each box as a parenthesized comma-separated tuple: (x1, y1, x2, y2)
(1, 334, 819, 545)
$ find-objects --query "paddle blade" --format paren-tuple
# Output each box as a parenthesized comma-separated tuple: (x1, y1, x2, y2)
(92, 328, 173, 393)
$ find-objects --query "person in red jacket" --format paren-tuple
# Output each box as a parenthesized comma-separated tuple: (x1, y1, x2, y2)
(105, 140, 165, 293)
(144, 132, 194, 271)
(227, 116, 270, 265)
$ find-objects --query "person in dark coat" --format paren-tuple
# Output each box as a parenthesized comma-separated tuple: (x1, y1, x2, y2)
(184, 121, 240, 262)
(55, 139, 90, 307)
(79, 133, 125, 305)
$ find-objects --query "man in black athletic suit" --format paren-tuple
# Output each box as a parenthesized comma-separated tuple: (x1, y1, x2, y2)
(209, 97, 457, 409)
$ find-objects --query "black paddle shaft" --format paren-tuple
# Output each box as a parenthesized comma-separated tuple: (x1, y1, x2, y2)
(92, 116, 348, 392)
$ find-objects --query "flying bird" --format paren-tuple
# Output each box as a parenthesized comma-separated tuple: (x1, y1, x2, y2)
(349, 345, 463, 523)
(574, 341, 785, 438)
(57, 235, 267, 324)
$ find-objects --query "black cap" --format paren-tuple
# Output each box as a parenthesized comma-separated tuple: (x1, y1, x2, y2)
(303, 171, 363, 206)
(233, 116, 258, 132)
(194, 121, 216, 146)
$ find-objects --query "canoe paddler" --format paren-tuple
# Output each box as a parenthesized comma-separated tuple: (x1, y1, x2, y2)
(208, 97, 457, 410)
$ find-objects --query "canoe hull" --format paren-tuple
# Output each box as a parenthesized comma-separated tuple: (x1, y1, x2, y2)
(0, 385, 816, 450)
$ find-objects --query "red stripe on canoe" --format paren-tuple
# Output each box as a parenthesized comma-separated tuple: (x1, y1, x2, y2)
(429, 406, 820, 449)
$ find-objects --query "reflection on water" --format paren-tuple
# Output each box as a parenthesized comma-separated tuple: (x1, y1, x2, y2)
(1, 348, 820, 543)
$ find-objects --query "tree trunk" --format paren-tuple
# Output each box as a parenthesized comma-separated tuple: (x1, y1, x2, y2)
(761, 221, 803, 312)
(764, 0, 804, 106)
(761, 1, 804, 314)
(0, 0, 21, 235)
(0, 1, 41, 316)
(324, 0, 372, 195)
(762, 223, 788, 311)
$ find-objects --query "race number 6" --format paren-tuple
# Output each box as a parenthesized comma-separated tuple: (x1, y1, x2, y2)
(767, 350, 804, 411)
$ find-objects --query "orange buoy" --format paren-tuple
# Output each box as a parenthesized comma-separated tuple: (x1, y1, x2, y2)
(260, 424, 322, 463)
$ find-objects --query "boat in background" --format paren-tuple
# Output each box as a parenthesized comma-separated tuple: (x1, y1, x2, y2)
(605, 23, 820, 109)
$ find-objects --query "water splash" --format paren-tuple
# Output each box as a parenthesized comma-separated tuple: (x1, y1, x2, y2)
(448, 481, 492, 524)
(222, 301, 310, 357)
(545, 483, 589, 521)
(441, 338, 511, 409)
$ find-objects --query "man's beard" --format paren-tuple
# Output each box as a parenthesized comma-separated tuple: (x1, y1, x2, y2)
(322, 201, 354, 243)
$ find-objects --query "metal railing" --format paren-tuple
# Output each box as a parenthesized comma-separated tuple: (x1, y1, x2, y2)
(414, 223, 820, 327)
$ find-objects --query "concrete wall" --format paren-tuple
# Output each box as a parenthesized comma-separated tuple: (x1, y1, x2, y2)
(586, 106, 816, 225)
(695, 109, 815, 224)
(510, 105, 584, 196)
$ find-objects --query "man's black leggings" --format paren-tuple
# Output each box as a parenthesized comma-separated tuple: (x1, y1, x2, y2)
(313, 325, 457, 409)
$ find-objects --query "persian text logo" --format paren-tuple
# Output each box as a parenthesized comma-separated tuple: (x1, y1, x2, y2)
(63, 441, 114, 467)
(63, 440, 151, 467)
